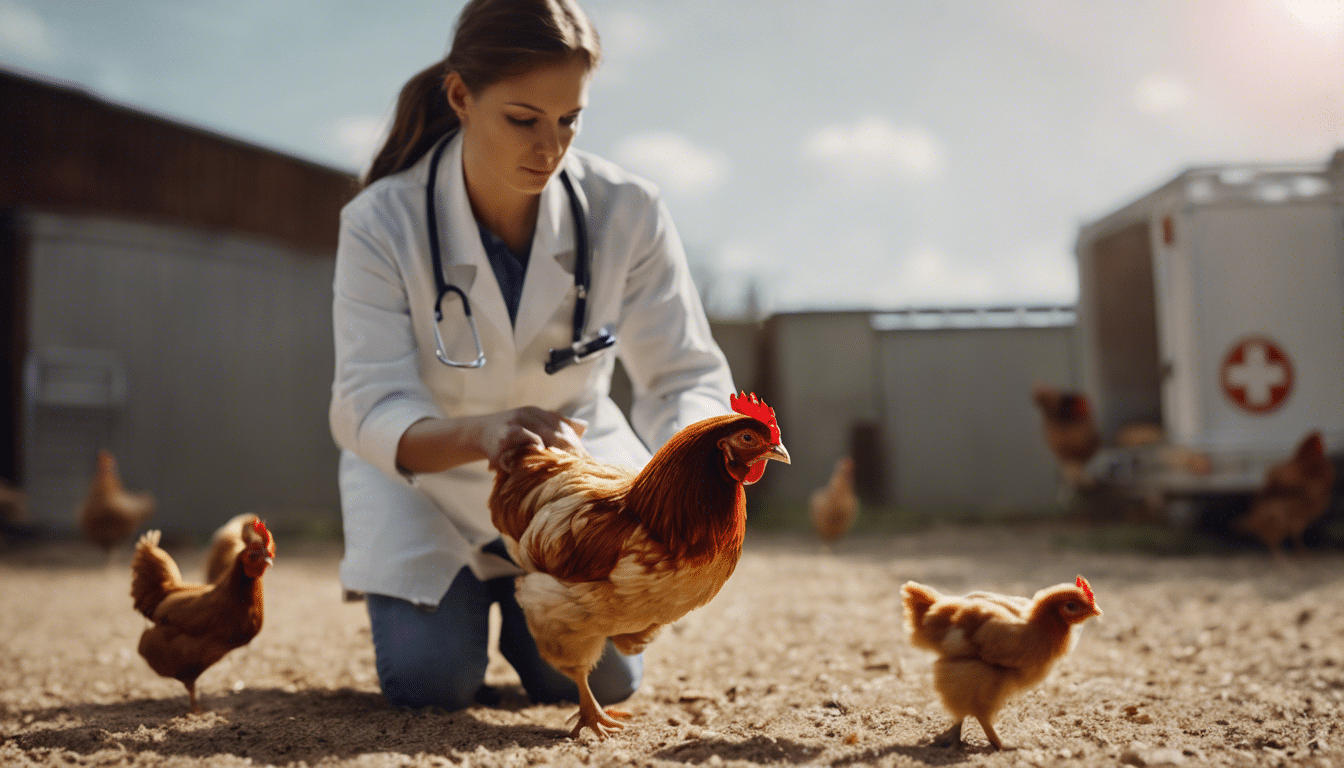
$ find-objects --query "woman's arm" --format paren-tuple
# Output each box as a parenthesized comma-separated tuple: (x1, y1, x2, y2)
(396, 409, 587, 473)
(616, 196, 737, 451)
(331, 201, 587, 477)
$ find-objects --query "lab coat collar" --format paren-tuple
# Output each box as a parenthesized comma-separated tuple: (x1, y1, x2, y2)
(434, 133, 582, 357)
(515, 156, 583, 352)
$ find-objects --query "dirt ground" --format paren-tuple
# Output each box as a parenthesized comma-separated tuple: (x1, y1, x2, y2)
(2, 523, 1342, 768)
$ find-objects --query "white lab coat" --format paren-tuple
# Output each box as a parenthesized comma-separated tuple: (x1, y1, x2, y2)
(329, 132, 735, 607)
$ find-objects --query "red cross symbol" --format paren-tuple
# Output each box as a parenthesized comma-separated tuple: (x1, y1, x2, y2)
(1221, 336, 1293, 414)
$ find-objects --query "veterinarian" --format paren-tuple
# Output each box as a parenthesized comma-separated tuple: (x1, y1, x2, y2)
(329, 0, 735, 711)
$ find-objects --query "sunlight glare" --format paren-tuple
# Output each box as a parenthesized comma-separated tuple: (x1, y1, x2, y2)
(1282, 0, 1344, 34)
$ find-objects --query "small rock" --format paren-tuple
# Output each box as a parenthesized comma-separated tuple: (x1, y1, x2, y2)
(1147, 747, 1187, 765)
(1309, 737, 1329, 751)
(678, 690, 714, 703)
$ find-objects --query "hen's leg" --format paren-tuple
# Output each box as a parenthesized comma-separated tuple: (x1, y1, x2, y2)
(185, 680, 201, 714)
(932, 718, 963, 748)
(976, 716, 1004, 750)
(566, 671, 628, 739)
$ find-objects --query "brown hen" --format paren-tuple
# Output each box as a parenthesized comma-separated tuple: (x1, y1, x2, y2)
(130, 518, 274, 713)
(1236, 431, 1335, 559)
(80, 449, 155, 556)
(810, 456, 858, 543)
(488, 392, 789, 739)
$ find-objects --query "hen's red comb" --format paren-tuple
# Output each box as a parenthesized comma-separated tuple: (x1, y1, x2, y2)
(252, 518, 271, 544)
(730, 391, 780, 444)
(1076, 575, 1095, 607)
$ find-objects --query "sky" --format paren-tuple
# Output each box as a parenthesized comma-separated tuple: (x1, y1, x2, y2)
(3, 0, 1343, 318)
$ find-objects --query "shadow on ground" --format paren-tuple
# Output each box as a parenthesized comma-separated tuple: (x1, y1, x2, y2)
(9, 687, 567, 763)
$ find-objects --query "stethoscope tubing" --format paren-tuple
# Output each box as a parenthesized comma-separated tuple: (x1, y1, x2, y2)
(425, 131, 603, 371)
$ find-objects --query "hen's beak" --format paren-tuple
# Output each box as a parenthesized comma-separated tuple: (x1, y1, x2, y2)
(767, 442, 791, 464)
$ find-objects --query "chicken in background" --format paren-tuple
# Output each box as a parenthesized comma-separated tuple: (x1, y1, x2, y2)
(489, 392, 790, 739)
(1, 477, 30, 530)
(1236, 431, 1335, 559)
(810, 456, 859, 544)
(130, 518, 275, 713)
(204, 513, 262, 584)
(1031, 385, 1101, 491)
(901, 576, 1102, 750)
(80, 449, 155, 558)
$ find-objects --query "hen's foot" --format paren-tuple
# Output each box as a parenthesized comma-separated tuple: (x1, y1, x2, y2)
(932, 721, 963, 748)
(567, 706, 630, 739)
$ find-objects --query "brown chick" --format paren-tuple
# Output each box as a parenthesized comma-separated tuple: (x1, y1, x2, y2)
(80, 449, 155, 556)
(810, 456, 859, 543)
(1236, 431, 1335, 559)
(130, 519, 274, 713)
(1031, 385, 1101, 490)
(204, 513, 261, 584)
(901, 576, 1102, 750)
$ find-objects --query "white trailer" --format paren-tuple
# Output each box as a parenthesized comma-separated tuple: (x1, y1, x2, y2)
(1074, 149, 1344, 500)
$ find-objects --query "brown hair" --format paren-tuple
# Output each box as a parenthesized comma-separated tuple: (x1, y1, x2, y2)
(363, 0, 601, 187)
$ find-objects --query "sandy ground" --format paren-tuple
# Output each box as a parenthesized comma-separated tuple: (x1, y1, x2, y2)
(1, 524, 1342, 768)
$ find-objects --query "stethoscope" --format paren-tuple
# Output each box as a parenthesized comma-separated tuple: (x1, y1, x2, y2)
(426, 132, 617, 375)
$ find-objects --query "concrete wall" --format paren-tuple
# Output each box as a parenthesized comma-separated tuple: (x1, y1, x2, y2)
(875, 326, 1080, 514)
(21, 211, 338, 536)
(762, 312, 880, 502)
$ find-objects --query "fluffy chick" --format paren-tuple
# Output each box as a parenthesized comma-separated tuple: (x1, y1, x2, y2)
(901, 576, 1102, 750)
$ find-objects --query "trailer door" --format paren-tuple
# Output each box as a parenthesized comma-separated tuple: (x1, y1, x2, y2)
(1187, 200, 1344, 450)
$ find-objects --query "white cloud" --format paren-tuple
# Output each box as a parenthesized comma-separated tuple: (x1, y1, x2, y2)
(0, 1, 55, 61)
(331, 114, 388, 171)
(612, 131, 724, 195)
(1283, 0, 1344, 35)
(1133, 74, 1190, 115)
(803, 118, 944, 181)
(1006, 232, 1079, 304)
(600, 10, 659, 59)
(893, 246, 998, 305)
(589, 10, 658, 86)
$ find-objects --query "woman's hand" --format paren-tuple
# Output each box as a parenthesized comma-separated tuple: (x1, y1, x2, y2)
(475, 407, 588, 466)
(396, 408, 588, 475)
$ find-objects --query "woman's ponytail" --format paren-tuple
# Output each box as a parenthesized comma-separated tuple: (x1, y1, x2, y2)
(363, 60, 459, 187)
(360, 0, 601, 189)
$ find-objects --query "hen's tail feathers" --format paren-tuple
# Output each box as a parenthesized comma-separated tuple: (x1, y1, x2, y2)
(131, 530, 183, 619)
(901, 581, 940, 629)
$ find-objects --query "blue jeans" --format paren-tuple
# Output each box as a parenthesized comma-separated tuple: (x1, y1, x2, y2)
(366, 566, 643, 710)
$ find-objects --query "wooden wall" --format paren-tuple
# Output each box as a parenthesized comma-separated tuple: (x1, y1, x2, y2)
(0, 68, 356, 256)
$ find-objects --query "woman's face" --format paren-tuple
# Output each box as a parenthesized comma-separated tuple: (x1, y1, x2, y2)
(450, 55, 591, 201)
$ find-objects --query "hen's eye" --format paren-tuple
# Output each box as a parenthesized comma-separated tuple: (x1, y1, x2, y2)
(741, 432, 756, 443)
(1064, 601, 1078, 612)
